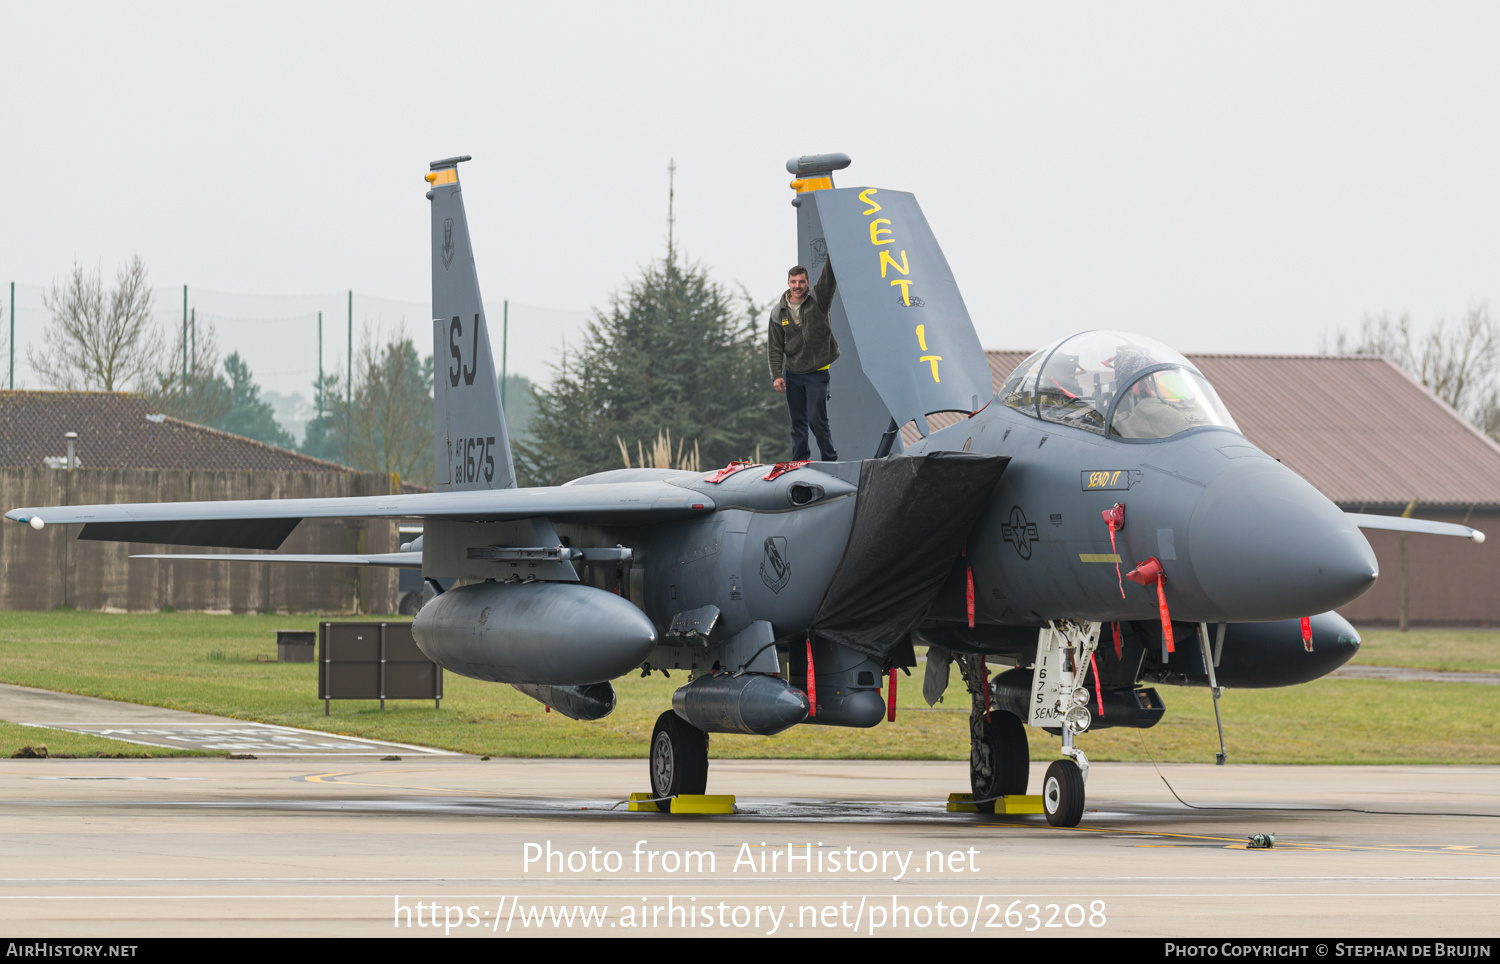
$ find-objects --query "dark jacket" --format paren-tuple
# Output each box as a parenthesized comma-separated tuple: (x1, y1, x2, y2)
(768, 259, 839, 378)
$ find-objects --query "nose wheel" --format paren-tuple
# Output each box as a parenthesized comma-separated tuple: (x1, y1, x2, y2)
(649, 709, 709, 799)
(1042, 758, 1085, 827)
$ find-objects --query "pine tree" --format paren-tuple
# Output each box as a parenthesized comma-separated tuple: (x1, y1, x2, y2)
(218, 353, 296, 448)
(516, 254, 783, 486)
(300, 370, 349, 465)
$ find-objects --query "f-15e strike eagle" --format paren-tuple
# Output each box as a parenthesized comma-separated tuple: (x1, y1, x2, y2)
(8, 153, 1483, 827)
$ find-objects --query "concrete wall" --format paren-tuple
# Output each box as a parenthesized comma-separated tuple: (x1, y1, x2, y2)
(0, 468, 400, 614)
(1337, 508, 1499, 627)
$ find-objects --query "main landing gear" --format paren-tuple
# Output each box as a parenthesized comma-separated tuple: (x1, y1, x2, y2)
(959, 654, 1029, 814)
(649, 709, 708, 799)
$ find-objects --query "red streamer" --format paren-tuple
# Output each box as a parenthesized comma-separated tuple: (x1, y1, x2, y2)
(965, 563, 975, 629)
(1089, 651, 1104, 718)
(763, 461, 812, 481)
(1301, 616, 1313, 652)
(1127, 557, 1174, 654)
(703, 461, 754, 484)
(806, 635, 816, 718)
(1156, 578, 1175, 653)
(887, 668, 898, 723)
(1102, 504, 1126, 599)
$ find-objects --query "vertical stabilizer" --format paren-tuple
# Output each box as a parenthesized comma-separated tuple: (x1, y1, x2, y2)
(787, 154, 991, 449)
(790, 155, 905, 458)
(426, 156, 517, 491)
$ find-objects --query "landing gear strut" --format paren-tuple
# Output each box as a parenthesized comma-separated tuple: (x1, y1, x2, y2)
(958, 655, 1029, 813)
(1034, 620, 1100, 827)
(649, 709, 708, 799)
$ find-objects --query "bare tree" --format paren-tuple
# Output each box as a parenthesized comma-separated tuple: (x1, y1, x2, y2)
(343, 326, 433, 486)
(144, 317, 231, 426)
(1325, 304, 1500, 425)
(29, 256, 164, 391)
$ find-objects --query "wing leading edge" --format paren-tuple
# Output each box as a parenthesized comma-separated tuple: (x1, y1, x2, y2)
(1346, 513, 1485, 543)
(6, 482, 717, 550)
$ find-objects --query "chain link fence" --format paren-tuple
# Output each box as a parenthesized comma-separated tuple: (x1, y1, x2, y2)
(4, 281, 588, 442)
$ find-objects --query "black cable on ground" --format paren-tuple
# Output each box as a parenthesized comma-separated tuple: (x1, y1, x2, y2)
(1133, 730, 1500, 820)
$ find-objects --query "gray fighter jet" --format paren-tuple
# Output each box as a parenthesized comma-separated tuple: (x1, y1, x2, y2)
(7, 154, 1483, 827)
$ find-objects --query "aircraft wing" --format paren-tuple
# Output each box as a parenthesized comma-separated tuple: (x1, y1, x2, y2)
(1346, 512, 1485, 543)
(130, 551, 423, 567)
(5, 482, 716, 550)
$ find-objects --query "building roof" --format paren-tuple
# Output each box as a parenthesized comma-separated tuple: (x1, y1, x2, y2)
(922, 351, 1500, 510)
(0, 391, 353, 474)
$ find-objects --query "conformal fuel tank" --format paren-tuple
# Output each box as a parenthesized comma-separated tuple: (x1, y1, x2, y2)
(412, 581, 657, 685)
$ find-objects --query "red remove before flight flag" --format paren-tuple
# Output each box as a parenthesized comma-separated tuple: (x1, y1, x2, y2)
(963, 543, 975, 628)
(763, 461, 812, 481)
(887, 668, 898, 723)
(1089, 651, 1104, 718)
(1126, 556, 1174, 654)
(1301, 616, 1313, 652)
(980, 655, 991, 722)
(1102, 504, 1126, 599)
(806, 635, 816, 718)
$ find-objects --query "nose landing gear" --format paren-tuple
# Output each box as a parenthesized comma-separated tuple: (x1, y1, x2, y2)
(1042, 757, 1085, 827)
(1034, 619, 1101, 828)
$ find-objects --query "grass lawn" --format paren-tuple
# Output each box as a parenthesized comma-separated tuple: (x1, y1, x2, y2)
(1, 610, 1497, 763)
(1349, 627, 1500, 673)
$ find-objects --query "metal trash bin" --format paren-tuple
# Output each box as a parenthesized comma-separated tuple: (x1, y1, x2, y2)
(276, 630, 316, 663)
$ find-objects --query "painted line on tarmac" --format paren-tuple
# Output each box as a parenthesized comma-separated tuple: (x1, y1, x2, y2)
(24, 721, 460, 756)
(300, 768, 563, 797)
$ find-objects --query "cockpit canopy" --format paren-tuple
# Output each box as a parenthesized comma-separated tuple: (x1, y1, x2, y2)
(1000, 330, 1240, 440)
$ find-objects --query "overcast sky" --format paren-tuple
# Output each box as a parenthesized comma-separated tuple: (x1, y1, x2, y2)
(4, 1, 1498, 386)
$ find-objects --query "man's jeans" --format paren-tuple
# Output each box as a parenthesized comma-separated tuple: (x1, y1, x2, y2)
(784, 369, 837, 461)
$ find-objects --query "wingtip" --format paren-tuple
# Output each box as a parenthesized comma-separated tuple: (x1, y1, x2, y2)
(6, 510, 42, 529)
(1473, 530, 1486, 544)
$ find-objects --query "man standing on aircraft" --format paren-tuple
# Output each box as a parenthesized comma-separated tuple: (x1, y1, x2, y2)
(769, 260, 839, 461)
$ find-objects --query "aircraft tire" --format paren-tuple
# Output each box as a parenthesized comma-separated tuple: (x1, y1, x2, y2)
(649, 710, 709, 799)
(1043, 758, 1085, 828)
(971, 710, 1029, 813)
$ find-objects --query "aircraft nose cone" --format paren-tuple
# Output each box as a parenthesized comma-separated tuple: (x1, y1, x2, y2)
(1189, 462, 1377, 621)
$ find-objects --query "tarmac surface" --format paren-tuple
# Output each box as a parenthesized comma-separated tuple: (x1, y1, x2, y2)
(0, 681, 456, 756)
(1, 753, 1497, 938)
(1, 683, 1497, 939)
(1330, 664, 1500, 685)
